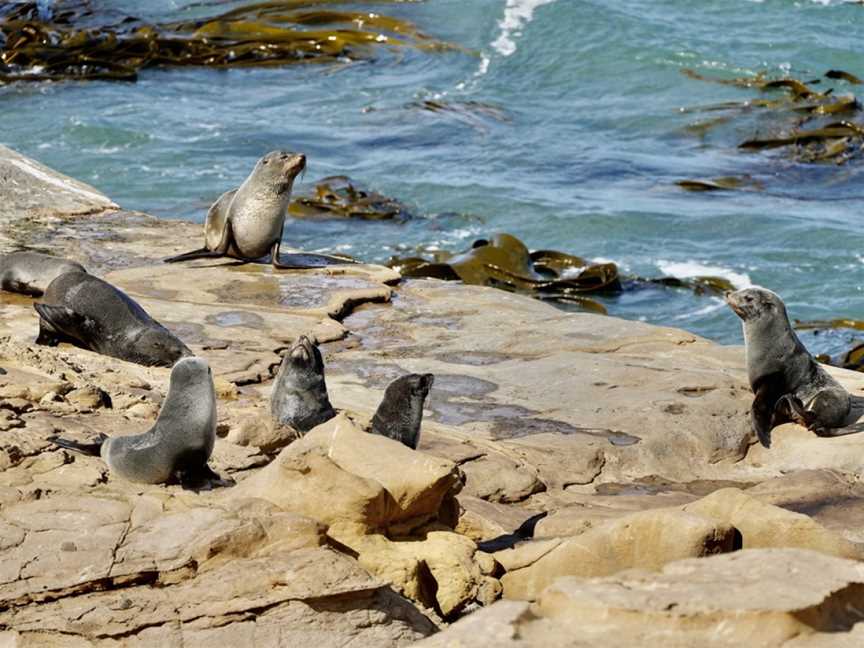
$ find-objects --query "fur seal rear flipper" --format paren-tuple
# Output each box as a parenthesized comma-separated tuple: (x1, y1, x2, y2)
(48, 358, 222, 488)
(370, 373, 434, 449)
(727, 287, 851, 448)
(49, 433, 109, 456)
(164, 151, 353, 269)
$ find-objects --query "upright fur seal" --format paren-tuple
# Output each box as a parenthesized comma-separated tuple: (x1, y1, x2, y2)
(0, 251, 86, 296)
(727, 287, 850, 447)
(271, 335, 336, 432)
(370, 373, 434, 449)
(164, 151, 351, 269)
(34, 272, 192, 367)
(49, 357, 220, 486)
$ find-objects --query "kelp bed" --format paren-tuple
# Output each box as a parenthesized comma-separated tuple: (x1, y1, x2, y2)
(0, 0, 450, 83)
(386, 233, 735, 315)
(677, 67, 864, 190)
(289, 175, 414, 221)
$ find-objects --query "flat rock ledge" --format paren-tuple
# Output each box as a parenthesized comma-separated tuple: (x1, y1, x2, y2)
(3, 145, 864, 645)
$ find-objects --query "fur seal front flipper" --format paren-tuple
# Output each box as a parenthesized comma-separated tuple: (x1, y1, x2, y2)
(370, 373, 434, 449)
(270, 335, 335, 432)
(34, 272, 192, 367)
(49, 433, 109, 456)
(163, 152, 353, 270)
(727, 287, 851, 448)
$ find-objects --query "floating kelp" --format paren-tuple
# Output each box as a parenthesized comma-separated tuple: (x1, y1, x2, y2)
(407, 99, 511, 130)
(0, 1, 454, 83)
(388, 233, 620, 313)
(795, 318, 864, 332)
(288, 176, 414, 221)
(675, 175, 764, 192)
(680, 67, 864, 167)
(387, 233, 740, 314)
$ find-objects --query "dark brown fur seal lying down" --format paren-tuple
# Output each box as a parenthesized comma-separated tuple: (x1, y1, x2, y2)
(164, 150, 353, 269)
(34, 271, 192, 367)
(0, 250, 86, 296)
(727, 287, 851, 448)
(50, 357, 221, 488)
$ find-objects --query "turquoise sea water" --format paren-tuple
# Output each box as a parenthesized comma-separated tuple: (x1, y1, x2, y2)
(2, 0, 864, 354)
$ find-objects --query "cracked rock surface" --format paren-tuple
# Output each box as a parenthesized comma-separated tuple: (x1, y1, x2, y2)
(4, 145, 864, 645)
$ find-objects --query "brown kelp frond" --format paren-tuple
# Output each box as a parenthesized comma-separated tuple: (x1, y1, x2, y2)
(289, 176, 414, 221)
(679, 67, 864, 167)
(0, 1, 456, 83)
(387, 233, 736, 314)
(675, 175, 765, 192)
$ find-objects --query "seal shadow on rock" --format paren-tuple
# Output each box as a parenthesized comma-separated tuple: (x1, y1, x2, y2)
(49, 357, 226, 490)
(34, 271, 192, 368)
(271, 335, 336, 433)
(164, 151, 354, 270)
(726, 287, 852, 448)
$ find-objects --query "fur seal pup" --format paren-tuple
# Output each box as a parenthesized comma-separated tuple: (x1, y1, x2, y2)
(49, 357, 220, 486)
(0, 251, 86, 296)
(164, 151, 351, 269)
(34, 272, 192, 367)
(271, 335, 336, 432)
(727, 287, 851, 448)
(370, 373, 434, 449)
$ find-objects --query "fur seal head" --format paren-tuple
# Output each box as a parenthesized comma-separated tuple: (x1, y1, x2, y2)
(131, 326, 193, 367)
(726, 287, 787, 327)
(370, 373, 434, 450)
(251, 150, 306, 196)
(271, 335, 335, 432)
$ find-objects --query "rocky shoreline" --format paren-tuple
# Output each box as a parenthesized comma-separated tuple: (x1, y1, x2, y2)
(3, 145, 864, 646)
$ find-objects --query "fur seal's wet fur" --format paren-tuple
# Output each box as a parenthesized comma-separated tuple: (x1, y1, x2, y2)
(164, 151, 351, 269)
(370, 374, 434, 449)
(0, 251, 86, 296)
(271, 335, 335, 432)
(727, 287, 850, 448)
(49, 357, 220, 487)
(34, 272, 192, 367)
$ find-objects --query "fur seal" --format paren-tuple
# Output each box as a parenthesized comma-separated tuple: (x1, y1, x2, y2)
(34, 271, 192, 367)
(370, 373, 434, 449)
(0, 251, 86, 296)
(164, 151, 351, 269)
(271, 335, 336, 432)
(727, 287, 851, 447)
(49, 357, 220, 486)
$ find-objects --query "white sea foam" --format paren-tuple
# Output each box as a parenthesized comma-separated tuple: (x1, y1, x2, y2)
(491, 0, 557, 57)
(657, 260, 752, 289)
(670, 298, 727, 321)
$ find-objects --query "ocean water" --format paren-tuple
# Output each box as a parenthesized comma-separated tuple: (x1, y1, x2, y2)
(2, 0, 864, 354)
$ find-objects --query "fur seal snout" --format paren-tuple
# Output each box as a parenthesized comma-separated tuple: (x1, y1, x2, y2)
(34, 271, 192, 367)
(726, 287, 851, 448)
(370, 373, 434, 449)
(49, 357, 220, 487)
(164, 151, 352, 269)
(271, 335, 336, 432)
(0, 250, 86, 296)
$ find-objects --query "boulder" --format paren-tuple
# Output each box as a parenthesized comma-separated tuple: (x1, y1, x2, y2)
(499, 509, 737, 600)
